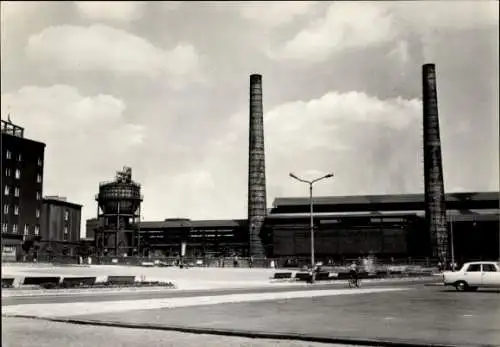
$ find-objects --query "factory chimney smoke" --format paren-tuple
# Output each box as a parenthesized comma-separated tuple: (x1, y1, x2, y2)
(248, 74, 267, 257)
(422, 64, 448, 261)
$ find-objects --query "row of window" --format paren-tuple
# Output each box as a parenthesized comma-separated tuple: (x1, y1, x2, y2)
(4, 168, 42, 182)
(4, 151, 43, 166)
(1, 223, 40, 235)
(4, 185, 41, 199)
(3, 204, 40, 217)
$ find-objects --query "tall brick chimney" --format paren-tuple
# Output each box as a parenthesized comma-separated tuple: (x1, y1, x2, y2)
(248, 74, 267, 257)
(422, 63, 448, 261)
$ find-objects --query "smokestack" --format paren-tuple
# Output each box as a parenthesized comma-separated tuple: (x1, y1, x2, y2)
(422, 63, 448, 261)
(248, 74, 267, 257)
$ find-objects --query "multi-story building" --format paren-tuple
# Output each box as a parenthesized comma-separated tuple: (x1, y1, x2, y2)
(1, 119, 45, 260)
(40, 196, 82, 243)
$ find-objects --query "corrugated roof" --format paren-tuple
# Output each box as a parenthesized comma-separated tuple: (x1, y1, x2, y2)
(272, 191, 499, 208)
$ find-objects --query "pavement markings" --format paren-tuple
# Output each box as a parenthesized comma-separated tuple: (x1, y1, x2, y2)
(2, 287, 409, 319)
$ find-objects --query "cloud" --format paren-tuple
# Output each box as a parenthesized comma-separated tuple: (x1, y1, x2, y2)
(269, 3, 397, 62)
(170, 90, 424, 219)
(25, 24, 204, 86)
(74, 1, 145, 22)
(237, 1, 318, 27)
(1, 85, 145, 230)
(269, 1, 498, 63)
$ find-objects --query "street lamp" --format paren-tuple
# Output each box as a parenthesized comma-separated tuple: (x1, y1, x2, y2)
(289, 172, 334, 283)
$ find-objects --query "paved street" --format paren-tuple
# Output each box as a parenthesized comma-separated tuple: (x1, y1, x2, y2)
(65, 286, 500, 347)
(2, 279, 424, 306)
(2, 317, 354, 347)
(3, 281, 499, 347)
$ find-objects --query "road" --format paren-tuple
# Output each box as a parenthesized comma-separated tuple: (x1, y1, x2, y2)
(3, 281, 500, 347)
(2, 317, 355, 347)
(2, 279, 423, 306)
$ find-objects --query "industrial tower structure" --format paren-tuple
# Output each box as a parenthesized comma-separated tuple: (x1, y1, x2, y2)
(422, 64, 448, 261)
(247, 74, 267, 257)
(95, 167, 142, 256)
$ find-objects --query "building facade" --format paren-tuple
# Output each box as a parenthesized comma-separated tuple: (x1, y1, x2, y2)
(137, 191, 499, 262)
(1, 119, 45, 259)
(40, 196, 82, 243)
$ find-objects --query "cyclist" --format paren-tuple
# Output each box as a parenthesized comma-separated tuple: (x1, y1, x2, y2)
(349, 261, 359, 288)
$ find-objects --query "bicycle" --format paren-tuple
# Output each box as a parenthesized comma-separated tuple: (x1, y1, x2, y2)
(347, 275, 361, 288)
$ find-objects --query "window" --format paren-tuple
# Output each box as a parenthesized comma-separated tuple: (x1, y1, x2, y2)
(14, 187, 20, 197)
(34, 225, 40, 235)
(2, 223, 7, 233)
(36, 174, 42, 183)
(36, 192, 41, 200)
(13, 205, 19, 216)
(5, 168, 11, 176)
(466, 264, 481, 272)
(4, 185, 10, 196)
(64, 210, 69, 221)
(14, 169, 20, 179)
(24, 224, 29, 235)
(6, 150, 11, 159)
(3, 204, 8, 214)
(36, 209, 40, 218)
(12, 224, 18, 233)
(64, 226, 68, 234)
(17, 153, 22, 161)
(483, 264, 497, 272)
(37, 157, 42, 166)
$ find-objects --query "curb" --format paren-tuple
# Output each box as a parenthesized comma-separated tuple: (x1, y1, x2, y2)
(4, 314, 484, 347)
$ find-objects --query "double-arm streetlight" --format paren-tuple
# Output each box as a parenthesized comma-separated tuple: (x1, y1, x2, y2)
(289, 172, 334, 283)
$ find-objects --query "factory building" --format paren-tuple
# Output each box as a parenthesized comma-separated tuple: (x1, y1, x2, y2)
(136, 192, 499, 261)
(89, 65, 499, 262)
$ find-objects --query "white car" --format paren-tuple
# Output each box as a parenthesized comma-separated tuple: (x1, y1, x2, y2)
(443, 261, 500, 291)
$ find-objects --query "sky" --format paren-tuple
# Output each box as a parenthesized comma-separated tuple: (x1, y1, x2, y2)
(1, 1, 499, 237)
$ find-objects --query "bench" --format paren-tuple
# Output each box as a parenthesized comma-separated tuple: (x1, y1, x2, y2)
(23, 277, 61, 286)
(1, 278, 15, 288)
(273, 272, 293, 279)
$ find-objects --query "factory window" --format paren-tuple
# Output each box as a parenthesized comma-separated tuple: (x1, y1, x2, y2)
(17, 153, 22, 162)
(36, 209, 40, 218)
(37, 157, 42, 166)
(24, 224, 29, 235)
(14, 169, 20, 179)
(12, 224, 18, 233)
(34, 225, 40, 235)
(36, 192, 41, 200)
(14, 187, 20, 197)
(2, 223, 8, 233)
(4, 185, 10, 195)
(64, 210, 69, 221)
(5, 168, 11, 176)
(14, 205, 19, 215)
(3, 204, 9, 214)
(36, 174, 42, 183)
(6, 150, 11, 159)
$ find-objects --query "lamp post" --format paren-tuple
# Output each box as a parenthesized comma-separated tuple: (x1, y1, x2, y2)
(289, 172, 334, 283)
(449, 214, 455, 271)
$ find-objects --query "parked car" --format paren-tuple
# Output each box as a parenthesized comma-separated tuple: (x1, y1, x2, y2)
(443, 261, 500, 291)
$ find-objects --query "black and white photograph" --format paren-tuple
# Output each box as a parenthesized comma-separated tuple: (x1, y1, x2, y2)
(1, 1, 499, 347)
